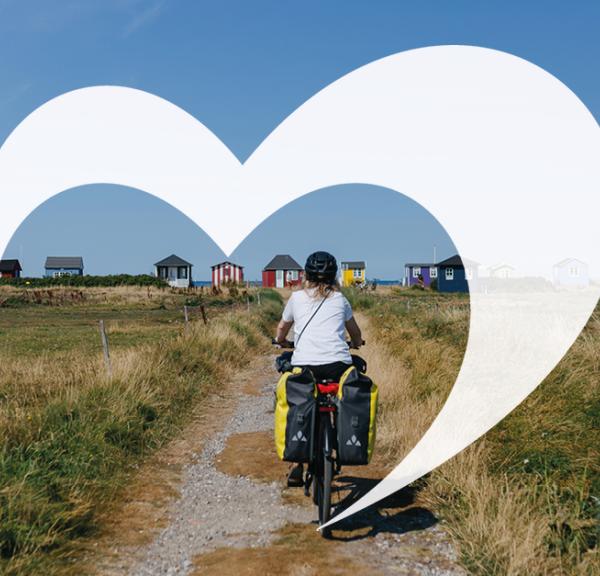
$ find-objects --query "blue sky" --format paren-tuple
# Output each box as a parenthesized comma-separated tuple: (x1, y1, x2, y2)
(9, 184, 451, 279)
(1, 1, 599, 279)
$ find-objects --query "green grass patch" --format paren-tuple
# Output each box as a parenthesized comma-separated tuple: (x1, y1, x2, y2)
(0, 289, 282, 574)
(362, 291, 599, 575)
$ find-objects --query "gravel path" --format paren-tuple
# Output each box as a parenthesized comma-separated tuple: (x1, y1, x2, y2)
(130, 360, 312, 576)
(122, 354, 465, 576)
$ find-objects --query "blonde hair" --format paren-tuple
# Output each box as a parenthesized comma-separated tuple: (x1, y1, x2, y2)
(303, 279, 341, 298)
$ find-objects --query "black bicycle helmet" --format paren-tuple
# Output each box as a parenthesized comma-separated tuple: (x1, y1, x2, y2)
(305, 251, 338, 283)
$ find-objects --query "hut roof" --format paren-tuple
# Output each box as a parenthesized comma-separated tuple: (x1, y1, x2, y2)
(264, 254, 303, 271)
(154, 254, 193, 267)
(45, 257, 84, 269)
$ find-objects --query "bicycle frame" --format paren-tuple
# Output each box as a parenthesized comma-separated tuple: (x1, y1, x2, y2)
(303, 382, 339, 536)
(317, 393, 336, 460)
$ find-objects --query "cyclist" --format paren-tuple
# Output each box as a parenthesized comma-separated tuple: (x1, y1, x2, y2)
(274, 250, 364, 486)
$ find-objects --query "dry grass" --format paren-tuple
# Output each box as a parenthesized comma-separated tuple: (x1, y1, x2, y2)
(0, 282, 263, 310)
(0, 287, 282, 575)
(423, 445, 556, 575)
(0, 284, 160, 307)
(350, 289, 599, 576)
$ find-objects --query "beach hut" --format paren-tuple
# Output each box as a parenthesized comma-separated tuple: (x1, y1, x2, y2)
(262, 255, 303, 288)
(437, 255, 479, 293)
(404, 262, 437, 288)
(154, 254, 193, 288)
(552, 258, 589, 288)
(488, 264, 515, 279)
(340, 261, 366, 287)
(44, 257, 84, 278)
(0, 259, 22, 278)
(211, 261, 244, 287)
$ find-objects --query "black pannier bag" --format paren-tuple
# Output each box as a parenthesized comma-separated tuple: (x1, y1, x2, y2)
(336, 366, 378, 465)
(274, 367, 317, 462)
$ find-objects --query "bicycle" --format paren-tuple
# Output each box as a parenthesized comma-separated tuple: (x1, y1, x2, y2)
(273, 339, 366, 538)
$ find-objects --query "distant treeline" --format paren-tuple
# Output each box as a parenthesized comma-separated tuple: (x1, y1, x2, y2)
(0, 274, 168, 288)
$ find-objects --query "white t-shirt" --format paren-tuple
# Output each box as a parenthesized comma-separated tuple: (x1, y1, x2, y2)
(282, 289, 353, 366)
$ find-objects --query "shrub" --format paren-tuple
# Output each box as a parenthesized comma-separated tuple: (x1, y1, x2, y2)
(0, 275, 168, 288)
(341, 287, 374, 311)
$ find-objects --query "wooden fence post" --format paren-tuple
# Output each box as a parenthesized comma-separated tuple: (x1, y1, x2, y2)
(99, 320, 112, 377)
(257, 291, 261, 306)
(247, 294, 250, 312)
(200, 304, 208, 325)
(183, 305, 190, 332)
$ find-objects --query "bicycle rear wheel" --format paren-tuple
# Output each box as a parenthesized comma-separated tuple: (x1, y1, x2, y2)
(318, 453, 333, 537)
(313, 416, 334, 538)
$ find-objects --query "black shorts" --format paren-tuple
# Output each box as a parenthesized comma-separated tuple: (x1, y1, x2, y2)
(293, 361, 351, 382)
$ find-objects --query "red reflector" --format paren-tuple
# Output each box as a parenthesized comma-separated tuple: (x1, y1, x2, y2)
(317, 383, 339, 395)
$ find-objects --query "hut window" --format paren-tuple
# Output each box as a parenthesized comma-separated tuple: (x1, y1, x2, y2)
(412, 267, 421, 278)
(287, 270, 298, 281)
(569, 266, 579, 277)
(445, 267, 454, 280)
(178, 266, 188, 279)
(353, 268, 362, 278)
(430, 267, 437, 278)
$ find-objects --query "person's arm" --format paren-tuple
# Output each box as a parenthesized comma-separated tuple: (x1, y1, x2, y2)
(275, 296, 295, 345)
(275, 318, 294, 345)
(342, 296, 364, 348)
(345, 316, 364, 348)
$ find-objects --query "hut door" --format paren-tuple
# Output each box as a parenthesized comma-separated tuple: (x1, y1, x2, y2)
(276, 270, 284, 288)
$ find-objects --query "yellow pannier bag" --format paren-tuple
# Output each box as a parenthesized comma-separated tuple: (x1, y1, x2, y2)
(274, 367, 317, 462)
(336, 366, 378, 465)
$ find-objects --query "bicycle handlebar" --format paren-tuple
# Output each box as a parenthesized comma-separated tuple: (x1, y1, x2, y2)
(271, 337, 365, 350)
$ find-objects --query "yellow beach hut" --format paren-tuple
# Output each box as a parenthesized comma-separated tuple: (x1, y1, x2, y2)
(340, 261, 366, 287)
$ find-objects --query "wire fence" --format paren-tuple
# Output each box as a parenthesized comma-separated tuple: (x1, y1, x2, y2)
(92, 289, 269, 375)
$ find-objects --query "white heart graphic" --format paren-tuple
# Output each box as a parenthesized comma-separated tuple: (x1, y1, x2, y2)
(1, 46, 598, 528)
